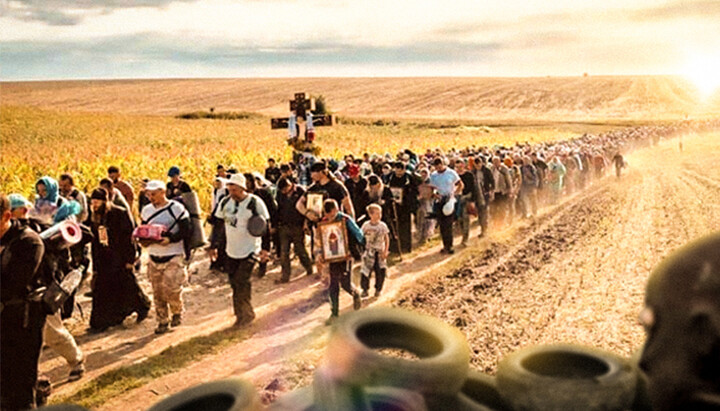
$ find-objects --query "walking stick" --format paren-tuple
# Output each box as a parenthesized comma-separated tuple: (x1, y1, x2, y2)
(390, 200, 403, 260)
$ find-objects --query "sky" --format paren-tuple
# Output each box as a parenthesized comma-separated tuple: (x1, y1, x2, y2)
(2, 0, 720, 81)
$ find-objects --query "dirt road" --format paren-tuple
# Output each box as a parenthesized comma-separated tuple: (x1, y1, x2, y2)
(47, 130, 719, 409)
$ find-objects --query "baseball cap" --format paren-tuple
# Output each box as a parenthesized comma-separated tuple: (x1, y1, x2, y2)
(167, 166, 181, 177)
(145, 180, 166, 191)
(223, 173, 247, 190)
(8, 193, 32, 210)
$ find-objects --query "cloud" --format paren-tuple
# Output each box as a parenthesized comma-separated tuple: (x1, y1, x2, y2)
(0, 33, 503, 79)
(3, 0, 198, 26)
(631, 0, 720, 21)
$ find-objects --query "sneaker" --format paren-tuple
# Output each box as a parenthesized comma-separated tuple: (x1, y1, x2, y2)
(154, 323, 170, 334)
(170, 314, 182, 327)
(324, 315, 338, 326)
(136, 307, 150, 324)
(360, 290, 369, 298)
(274, 278, 289, 284)
(68, 360, 85, 382)
(353, 293, 362, 310)
(374, 290, 382, 297)
(447, 248, 455, 255)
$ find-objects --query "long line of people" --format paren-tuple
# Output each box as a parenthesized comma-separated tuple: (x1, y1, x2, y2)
(2, 119, 717, 410)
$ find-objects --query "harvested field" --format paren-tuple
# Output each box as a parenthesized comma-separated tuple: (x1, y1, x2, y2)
(3, 76, 719, 119)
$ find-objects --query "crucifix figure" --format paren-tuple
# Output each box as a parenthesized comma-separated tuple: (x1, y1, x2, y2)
(271, 92, 335, 133)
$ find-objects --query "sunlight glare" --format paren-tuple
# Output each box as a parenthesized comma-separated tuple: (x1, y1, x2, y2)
(683, 54, 720, 99)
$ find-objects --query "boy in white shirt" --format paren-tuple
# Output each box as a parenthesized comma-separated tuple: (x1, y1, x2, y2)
(360, 204, 390, 298)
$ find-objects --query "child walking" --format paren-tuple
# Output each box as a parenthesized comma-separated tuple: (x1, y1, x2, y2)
(360, 204, 390, 298)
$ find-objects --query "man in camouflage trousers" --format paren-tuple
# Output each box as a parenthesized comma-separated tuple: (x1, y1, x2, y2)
(139, 180, 191, 334)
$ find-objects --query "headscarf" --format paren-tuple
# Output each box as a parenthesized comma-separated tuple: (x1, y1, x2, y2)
(36, 176, 60, 203)
(53, 200, 83, 223)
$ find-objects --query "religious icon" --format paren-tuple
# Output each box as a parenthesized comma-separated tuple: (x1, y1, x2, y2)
(98, 225, 109, 246)
(318, 220, 349, 263)
(307, 193, 324, 216)
(390, 187, 403, 204)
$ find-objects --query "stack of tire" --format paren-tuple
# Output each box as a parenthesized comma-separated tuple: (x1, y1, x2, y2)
(40, 307, 649, 411)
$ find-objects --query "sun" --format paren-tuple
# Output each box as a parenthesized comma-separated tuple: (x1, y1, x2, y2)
(682, 54, 720, 99)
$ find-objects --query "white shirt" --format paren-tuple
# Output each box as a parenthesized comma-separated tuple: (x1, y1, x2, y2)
(141, 200, 189, 257)
(213, 193, 270, 259)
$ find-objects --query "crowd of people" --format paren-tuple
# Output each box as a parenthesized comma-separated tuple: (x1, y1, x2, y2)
(2, 119, 718, 410)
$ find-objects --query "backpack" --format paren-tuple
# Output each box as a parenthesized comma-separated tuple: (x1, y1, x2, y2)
(247, 197, 268, 237)
(342, 215, 365, 260)
(215, 195, 267, 237)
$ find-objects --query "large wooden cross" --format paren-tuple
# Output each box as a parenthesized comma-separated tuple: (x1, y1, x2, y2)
(271, 92, 336, 129)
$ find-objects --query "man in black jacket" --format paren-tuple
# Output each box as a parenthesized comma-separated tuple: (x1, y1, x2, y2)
(275, 178, 314, 283)
(473, 156, 495, 238)
(387, 162, 419, 254)
(0, 193, 46, 411)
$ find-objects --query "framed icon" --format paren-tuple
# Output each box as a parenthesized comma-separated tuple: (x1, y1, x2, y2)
(317, 220, 349, 263)
(307, 193, 324, 216)
(390, 187, 403, 204)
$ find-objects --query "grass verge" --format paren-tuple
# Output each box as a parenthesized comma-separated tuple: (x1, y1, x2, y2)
(52, 326, 253, 408)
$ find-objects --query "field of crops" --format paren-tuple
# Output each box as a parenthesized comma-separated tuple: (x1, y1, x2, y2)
(3, 75, 718, 210)
(1, 105, 616, 210)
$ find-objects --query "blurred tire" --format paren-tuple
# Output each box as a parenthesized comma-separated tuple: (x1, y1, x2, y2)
(324, 307, 470, 396)
(267, 386, 315, 411)
(456, 370, 511, 411)
(147, 378, 261, 411)
(496, 344, 636, 411)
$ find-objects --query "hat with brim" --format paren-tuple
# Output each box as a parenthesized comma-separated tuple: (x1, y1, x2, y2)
(146, 180, 166, 191)
(223, 173, 247, 190)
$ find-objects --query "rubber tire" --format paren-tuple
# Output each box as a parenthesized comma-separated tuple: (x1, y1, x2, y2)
(36, 406, 89, 411)
(268, 386, 316, 411)
(269, 385, 427, 411)
(496, 344, 636, 411)
(456, 370, 511, 411)
(323, 307, 470, 396)
(147, 378, 261, 411)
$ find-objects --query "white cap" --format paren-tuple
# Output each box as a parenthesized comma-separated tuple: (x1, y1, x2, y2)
(145, 180, 165, 191)
(223, 173, 247, 190)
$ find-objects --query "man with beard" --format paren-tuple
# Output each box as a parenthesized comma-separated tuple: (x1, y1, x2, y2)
(387, 162, 418, 254)
(87, 188, 151, 331)
(0, 194, 46, 411)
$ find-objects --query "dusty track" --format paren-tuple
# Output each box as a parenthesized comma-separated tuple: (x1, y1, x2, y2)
(398, 131, 720, 373)
(45, 131, 720, 409)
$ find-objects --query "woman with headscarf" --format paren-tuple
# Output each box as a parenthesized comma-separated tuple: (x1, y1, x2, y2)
(32, 176, 66, 224)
